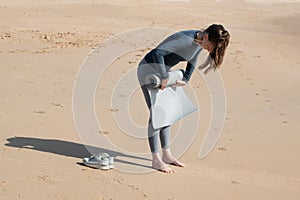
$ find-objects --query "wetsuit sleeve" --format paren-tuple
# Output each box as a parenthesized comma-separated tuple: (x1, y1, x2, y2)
(182, 51, 200, 83)
(150, 49, 170, 79)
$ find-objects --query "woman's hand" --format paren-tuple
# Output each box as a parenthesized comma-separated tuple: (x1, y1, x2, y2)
(171, 80, 187, 87)
(160, 78, 169, 90)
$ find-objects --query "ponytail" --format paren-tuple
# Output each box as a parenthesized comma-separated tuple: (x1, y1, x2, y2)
(198, 24, 230, 74)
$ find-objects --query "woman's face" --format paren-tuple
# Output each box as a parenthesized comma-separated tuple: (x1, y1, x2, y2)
(195, 34, 215, 52)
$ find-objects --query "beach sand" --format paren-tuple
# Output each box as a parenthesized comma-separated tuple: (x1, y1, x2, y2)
(0, 0, 299, 199)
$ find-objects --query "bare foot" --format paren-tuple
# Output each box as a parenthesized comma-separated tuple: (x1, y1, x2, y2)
(162, 157, 186, 167)
(152, 160, 175, 173)
(162, 148, 186, 168)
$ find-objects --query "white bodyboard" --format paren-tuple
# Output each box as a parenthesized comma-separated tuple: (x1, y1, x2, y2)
(148, 86, 197, 129)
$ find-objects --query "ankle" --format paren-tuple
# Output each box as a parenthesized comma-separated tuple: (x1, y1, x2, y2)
(162, 148, 173, 159)
(151, 152, 163, 162)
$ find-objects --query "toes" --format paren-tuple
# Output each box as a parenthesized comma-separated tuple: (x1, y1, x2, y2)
(160, 167, 176, 173)
(152, 161, 176, 173)
(163, 158, 186, 167)
(170, 160, 185, 167)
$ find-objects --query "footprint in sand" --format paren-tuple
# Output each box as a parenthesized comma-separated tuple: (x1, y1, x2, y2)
(99, 130, 110, 134)
(51, 103, 64, 107)
(38, 174, 56, 183)
(0, 180, 7, 187)
(231, 180, 241, 184)
(217, 147, 227, 151)
(1, 32, 11, 40)
(234, 163, 244, 168)
(110, 108, 119, 112)
(33, 111, 46, 114)
(0, 180, 7, 191)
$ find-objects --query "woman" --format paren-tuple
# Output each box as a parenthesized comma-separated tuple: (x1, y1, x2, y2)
(137, 24, 230, 173)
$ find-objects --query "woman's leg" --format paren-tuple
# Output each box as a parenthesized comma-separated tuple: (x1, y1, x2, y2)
(148, 119, 160, 153)
(160, 125, 171, 149)
(148, 118, 175, 173)
(140, 85, 175, 173)
(160, 126, 185, 167)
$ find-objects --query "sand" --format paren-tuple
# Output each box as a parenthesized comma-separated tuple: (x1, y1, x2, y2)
(0, 0, 300, 199)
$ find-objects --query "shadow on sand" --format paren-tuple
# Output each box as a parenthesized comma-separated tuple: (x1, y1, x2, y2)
(5, 136, 152, 169)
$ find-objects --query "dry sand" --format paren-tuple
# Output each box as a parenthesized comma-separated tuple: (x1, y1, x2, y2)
(0, 0, 300, 199)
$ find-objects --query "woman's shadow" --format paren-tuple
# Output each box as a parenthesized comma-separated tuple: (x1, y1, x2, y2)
(5, 136, 152, 169)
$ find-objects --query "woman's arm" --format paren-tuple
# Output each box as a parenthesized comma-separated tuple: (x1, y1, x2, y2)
(182, 50, 200, 83)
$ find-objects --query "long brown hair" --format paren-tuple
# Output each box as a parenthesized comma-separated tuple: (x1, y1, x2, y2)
(198, 24, 230, 74)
